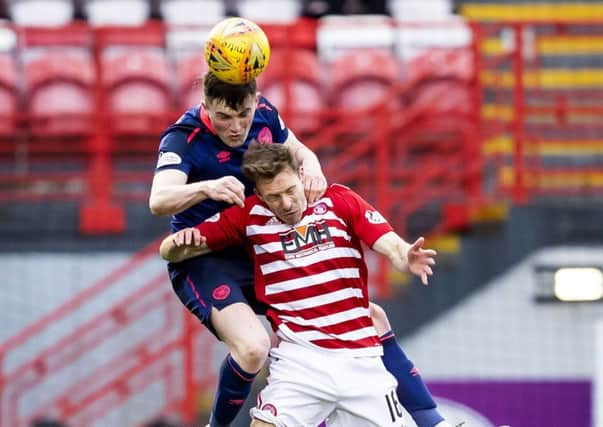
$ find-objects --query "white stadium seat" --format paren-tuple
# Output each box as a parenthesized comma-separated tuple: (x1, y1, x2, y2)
(8, 0, 74, 26)
(84, 0, 150, 26)
(160, 0, 224, 25)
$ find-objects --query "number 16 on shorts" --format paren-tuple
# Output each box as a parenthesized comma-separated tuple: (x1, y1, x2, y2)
(384, 388, 407, 426)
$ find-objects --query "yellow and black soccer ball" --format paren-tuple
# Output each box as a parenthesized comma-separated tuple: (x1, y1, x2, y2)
(204, 17, 271, 85)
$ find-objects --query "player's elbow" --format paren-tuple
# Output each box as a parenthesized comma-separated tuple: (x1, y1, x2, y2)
(149, 197, 169, 216)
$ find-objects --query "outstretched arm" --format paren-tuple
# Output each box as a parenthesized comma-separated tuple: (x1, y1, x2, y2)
(372, 232, 436, 285)
(160, 227, 211, 263)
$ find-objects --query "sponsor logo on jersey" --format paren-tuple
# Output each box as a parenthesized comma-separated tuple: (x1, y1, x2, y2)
(365, 210, 386, 224)
(279, 220, 334, 259)
(156, 152, 182, 168)
(216, 150, 231, 163)
(212, 284, 231, 300)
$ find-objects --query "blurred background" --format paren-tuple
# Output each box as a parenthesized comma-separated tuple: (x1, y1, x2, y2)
(1, 0, 602, 426)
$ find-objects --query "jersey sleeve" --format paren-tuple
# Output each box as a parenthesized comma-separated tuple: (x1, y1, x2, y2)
(257, 96, 289, 143)
(195, 203, 248, 251)
(155, 128, 195, 175)
(330, 185, 393, 247)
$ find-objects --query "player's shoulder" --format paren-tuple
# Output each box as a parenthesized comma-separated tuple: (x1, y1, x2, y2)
(254, 96, 281, 121)
(256, 95, 277, 113)
(161, 105, 206, 140)
(327, 183, 354, 197)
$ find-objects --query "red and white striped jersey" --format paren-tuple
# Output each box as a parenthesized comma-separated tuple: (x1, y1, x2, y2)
(196, 184, 393, 357)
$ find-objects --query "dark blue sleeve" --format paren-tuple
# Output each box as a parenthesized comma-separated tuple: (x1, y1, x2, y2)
(155, 128, 195, 175)
(257, 96, 289, 143)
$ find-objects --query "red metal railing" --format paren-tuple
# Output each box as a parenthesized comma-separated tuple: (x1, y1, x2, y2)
(0, 238, 213, 426)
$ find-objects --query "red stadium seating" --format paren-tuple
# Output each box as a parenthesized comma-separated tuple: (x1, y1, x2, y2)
(176, 52, 208, 109)
(329, 49, 399, 110)
(258, 48, 324, 136)
(0, 54, 18, 138)
(25, 50, 95, 138)
(102, 49, 172, 136)
(403, 48, 474, 85)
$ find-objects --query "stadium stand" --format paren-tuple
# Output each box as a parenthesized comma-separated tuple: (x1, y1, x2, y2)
(329, 48, 400, 109)
(83, 0, 151, 26)
(7, 0, 74, 26)
(0, 53, 17, 139)
(25, 50, 95, 138)
(103, 49, 172, 137)
(258, 48, 324, 137)
(238, 0, 301, 23)
(159, 0, 224, 25)
(175, 52, 207, 109)
(1, 6, 603, 426)
(316, 14, 396, 61)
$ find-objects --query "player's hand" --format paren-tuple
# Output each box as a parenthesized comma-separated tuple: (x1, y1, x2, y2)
(301, 166, 327, 204)
(203, 176, 245, 207)
(403, 237, 436, 286)
(172, 227, 206, 248)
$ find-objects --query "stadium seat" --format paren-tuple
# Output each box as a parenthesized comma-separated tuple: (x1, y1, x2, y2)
(329, 49, 399, 110)
(83, 0, 150, 26)
(403, 48, 474, 85)
(388, 0, 453, 22)
(176, 52, 208, 109)
(258, 48, 324, 136)
(393, 17, 472, 61)
(8, 0, 74, 26)
(160, 0, 224, 25)
(102, 49, 172, 137)
(25, 50, 95, 137)
(238, 0, 301, 23)
(316, 15, 395, 63)
(0, 54, 17, 137)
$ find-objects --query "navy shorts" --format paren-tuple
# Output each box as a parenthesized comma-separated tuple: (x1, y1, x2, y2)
(167, 246, 268, 337)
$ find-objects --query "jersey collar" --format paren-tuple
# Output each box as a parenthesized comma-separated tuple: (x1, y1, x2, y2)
(199, 105, 217, 135)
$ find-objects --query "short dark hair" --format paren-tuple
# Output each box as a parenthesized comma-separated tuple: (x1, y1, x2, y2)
(242, 142, 299, 183)
(203, 71, 257, 110)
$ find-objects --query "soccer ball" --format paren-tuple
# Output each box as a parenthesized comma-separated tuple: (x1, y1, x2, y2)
(204, 17, 271, 85)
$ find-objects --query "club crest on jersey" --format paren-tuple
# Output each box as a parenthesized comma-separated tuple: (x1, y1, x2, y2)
(365, 210, 386, 224)
(312, 203, 328, 215)
(261, 403, 277, 416)
(257, 126, 273, 144)
(279, 220, 334, 259)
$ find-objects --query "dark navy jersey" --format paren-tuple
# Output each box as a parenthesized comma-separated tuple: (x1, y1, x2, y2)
(155, 96, 289, 232)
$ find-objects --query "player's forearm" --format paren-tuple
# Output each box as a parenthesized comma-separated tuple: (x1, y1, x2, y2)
(284, 134, 323, 175)
(296, 144, 323, 175)
(371, 231, 412, 272)
(149, 181, 210, 216)
(159, 233, 210, 262)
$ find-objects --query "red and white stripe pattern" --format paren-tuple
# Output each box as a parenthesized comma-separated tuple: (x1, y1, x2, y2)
(199, 185, 393, 357)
